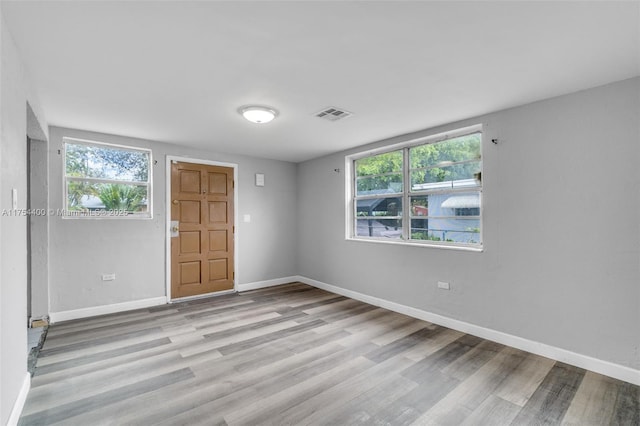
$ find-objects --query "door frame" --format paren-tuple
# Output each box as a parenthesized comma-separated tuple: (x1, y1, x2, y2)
(165, 155, 239, 302)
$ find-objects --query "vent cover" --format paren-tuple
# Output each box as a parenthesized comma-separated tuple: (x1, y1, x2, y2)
(314, 107, 353, 122)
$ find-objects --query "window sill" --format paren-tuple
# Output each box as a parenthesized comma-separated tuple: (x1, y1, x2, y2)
(346, 236, 484, 252)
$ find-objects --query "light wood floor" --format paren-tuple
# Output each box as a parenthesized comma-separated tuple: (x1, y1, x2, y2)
(20, 283, 639, 425)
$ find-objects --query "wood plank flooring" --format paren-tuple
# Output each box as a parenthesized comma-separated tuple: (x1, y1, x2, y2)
(20, 283, 639, 425)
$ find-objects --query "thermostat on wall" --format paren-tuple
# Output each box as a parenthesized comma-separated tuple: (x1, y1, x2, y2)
(255, 173, 265, 187)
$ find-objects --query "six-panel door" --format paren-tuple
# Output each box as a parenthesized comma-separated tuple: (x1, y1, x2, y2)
(171, 161, 234, 298)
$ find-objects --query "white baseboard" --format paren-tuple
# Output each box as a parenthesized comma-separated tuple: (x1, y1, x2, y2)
(298, 276, 640, 386)
(236, 276, 301, 292)
(49, 296, 167, 323)
(7, 373, 30, 426)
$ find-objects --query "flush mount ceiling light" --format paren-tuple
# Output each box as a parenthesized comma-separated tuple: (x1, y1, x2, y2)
(239, 105, 278, 124)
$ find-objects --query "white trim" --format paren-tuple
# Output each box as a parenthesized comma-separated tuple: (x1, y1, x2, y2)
(298, 276, 640, 386)
(62, 136, 152, 154)
(345, 236, 484, 252)
(49, 296, 167, 323)
(347, 124, 483, 161)
(237, 276, 301, 292)
(165, 156, 239, 302)
(7, 373, 30, 426)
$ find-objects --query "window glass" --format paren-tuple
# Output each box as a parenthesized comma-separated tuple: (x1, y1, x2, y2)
(409, 191, 480, 244)
(410, 133, 481, 189)
(355, 150, 403, 195)
(350, 128, 482, 248)
(64, 139, 152, 217)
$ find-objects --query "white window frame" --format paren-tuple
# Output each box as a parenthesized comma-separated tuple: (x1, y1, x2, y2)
(62, 137, 153, 219)
(345, 124, 483, 251)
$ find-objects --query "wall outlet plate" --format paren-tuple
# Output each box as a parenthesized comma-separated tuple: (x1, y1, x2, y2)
(437, 281, 450, 290)
(102, 273, 116, 281)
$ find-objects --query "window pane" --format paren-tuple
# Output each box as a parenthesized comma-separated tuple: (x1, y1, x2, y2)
(410, 191, 480, 244)
(410, 196, 429, 217)
(409, 133, 481, 170)
(430, 191, 480, 217)
(410, 132, 481, 191)
(65, 142, 149, 182)
(410, 219, 480, 244)
(66, 181, 149, 214)
(411, 161, 481, 189)
(66, 180, 98, 211)
(356, 197, 403, 238)
(355, 150, 403, 177)
(356, 174, 403, 195)
(356, 218, 403, 239)
(356, 197, 402, 218)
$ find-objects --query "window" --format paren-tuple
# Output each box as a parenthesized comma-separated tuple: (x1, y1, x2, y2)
(63, 138, 152, 218)
(348, 125, 482, 249)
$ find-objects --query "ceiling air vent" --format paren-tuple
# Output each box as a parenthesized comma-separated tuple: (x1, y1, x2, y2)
(314, 107, 353, 122)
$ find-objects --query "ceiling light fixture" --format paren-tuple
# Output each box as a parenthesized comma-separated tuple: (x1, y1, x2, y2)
(239, 105, 278, 124)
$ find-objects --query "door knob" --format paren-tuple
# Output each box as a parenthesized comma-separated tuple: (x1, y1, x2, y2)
(170, 220, 180, 237)
(172, 200, 179, 205)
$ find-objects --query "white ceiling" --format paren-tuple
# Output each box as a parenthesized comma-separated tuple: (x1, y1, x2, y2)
(2, 1, 639, 163)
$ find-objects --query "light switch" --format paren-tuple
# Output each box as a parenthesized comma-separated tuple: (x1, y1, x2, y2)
(255, 173, 265, 187)
(243, 214, 251, 223)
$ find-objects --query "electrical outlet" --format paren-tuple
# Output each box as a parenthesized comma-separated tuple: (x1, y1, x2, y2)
(102, 273, 116, 281)
(437, 281, 450, 290)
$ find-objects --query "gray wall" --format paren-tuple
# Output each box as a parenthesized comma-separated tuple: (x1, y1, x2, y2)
(297, 77, 640, 371)
(0, 7, 48, 424)
(48, 127, 298, 313)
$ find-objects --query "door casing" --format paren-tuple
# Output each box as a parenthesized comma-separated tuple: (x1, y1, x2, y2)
(166, 156, 239, 302)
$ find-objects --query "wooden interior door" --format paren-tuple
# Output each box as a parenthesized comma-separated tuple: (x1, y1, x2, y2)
(171, 161, 234, 299)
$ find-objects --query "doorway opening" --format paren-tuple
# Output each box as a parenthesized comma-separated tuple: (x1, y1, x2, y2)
(26, 103, 49, 373)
